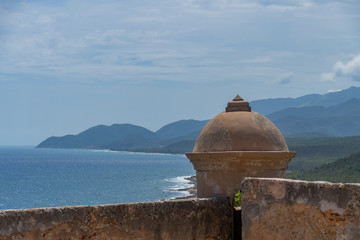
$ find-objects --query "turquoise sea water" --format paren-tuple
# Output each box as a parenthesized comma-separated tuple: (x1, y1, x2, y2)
(0, 146, 195, 210)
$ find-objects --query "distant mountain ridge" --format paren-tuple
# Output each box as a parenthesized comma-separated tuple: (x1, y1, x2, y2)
(251, 86, 360, 115)
(37, 86, 360, 152)
(268, 98, 360, 120)
(37, 120, 208, 153)
(156, 120, 209, 139)
(268, 98, 360, 136)
(37, 124, 160, 149)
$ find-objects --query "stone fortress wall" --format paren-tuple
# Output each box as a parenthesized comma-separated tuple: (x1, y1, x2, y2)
(0, 197, 232, 240)
(1, 178, 360, 239)
(241, 178, 360, 240)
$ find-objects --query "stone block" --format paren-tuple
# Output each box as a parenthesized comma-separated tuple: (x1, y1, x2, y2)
(0, 197, 232, 240)
(241, 178, 360, 240)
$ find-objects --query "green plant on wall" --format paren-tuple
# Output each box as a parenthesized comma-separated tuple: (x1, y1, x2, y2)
(234, 190, 241, 207)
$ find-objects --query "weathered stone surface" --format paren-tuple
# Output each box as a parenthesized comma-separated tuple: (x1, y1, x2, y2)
(0, 197, 232, 240)
(192, 111, 289, 152)
(241, 178, 360, 240)
(186, 152, 294, 199)
(186, 96, 295, 201)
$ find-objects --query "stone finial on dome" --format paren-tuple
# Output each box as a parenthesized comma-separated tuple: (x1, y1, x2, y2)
(225, 95, 251, 112)
(233, 95, 243, 101)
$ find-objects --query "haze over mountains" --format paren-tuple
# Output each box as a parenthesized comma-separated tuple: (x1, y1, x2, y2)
(251, 86, 360, 115)
(37, 120, 210, 153)
(268, 98, 360, 136)
(37, 86, 360, 153)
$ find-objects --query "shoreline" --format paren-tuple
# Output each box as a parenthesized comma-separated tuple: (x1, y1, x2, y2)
(36, 147, 186, 155)
(174, 176, 197, 199)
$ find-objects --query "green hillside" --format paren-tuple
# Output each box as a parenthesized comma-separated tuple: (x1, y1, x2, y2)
(287, 151, 360, 183)
(137, 140, 196, 154)
(286, 136, 360, 171)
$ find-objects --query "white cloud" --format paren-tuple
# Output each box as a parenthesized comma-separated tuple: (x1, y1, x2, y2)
(0, 0, 359, 88)
(321, 72, 335, 82)
(124, 17, 166, 23)
(322, 54, 360, 82)
(334, 54, 360, 81)
(85, 29, 127, 46)
(278, 72, 294, 85)
(327, 89, 342, 93)
(179, 0, 314, 12)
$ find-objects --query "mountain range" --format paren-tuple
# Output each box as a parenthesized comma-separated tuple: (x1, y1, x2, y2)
(37, 86, 360, 152)
(251, 86, 360, 115)
(37, 121, 209, 153)
(268, 98, 360, 136)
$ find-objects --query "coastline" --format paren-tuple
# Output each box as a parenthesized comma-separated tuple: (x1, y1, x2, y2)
(174, 176, 197, 199)
(36, 146, 186, 155)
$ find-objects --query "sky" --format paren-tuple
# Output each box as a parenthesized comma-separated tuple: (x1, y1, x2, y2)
(1, 0, 360, 145)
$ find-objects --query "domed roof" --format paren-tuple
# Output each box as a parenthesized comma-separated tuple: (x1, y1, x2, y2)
(193, 95, 289, 152)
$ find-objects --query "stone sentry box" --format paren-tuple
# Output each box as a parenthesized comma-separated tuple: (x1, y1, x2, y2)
(186, 95, 295, 200)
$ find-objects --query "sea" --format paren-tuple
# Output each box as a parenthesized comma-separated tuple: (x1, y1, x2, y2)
(0, 146, 195, 210)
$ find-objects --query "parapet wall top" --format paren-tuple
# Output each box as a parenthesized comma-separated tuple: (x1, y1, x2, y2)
(225, 95, 251, 112)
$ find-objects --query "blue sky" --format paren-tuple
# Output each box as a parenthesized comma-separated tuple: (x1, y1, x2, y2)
(1, 0, 360, 145)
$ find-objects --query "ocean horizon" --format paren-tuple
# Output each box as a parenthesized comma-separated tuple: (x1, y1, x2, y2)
(0, 146, 195, 210)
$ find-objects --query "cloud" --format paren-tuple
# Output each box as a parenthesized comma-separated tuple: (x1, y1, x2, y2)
(321, 72, 336, 82)
(240, 57, 271, 64)
(179, 0, 314, 12)
(334, 54, 360, 81)
(124, 17, 166, 23)
(321, 54, 360, 82)
(327, 89, 341, 93)
(278, 72, 293, 85)
(0, 0, 359, 88)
